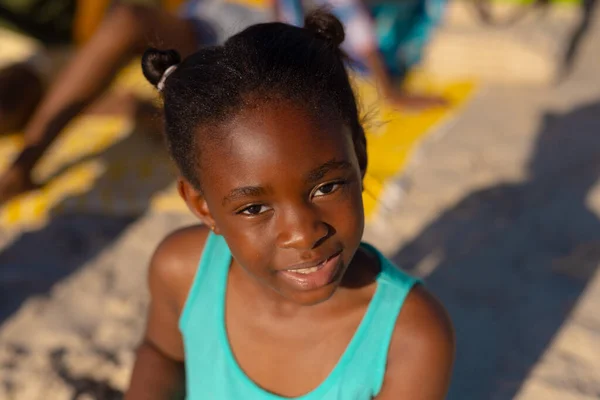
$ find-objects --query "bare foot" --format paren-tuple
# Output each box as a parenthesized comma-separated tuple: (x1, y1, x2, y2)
(0, 166, 39, 205)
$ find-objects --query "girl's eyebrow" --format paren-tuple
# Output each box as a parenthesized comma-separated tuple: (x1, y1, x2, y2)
(221, 159, 351, 206)
(306, 159, 353, 183)
(222, 186, 266, 206)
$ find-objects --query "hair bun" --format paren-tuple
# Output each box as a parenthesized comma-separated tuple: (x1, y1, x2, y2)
(304, 10, 345, 48)
(141, 48, 181, 88)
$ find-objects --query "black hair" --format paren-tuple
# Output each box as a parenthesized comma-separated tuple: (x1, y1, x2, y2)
(141, 10, 367, 190)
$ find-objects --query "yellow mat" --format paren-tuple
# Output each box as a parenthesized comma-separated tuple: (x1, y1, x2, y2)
(357, 72, 475, 217)
(0, 62, 475, 232)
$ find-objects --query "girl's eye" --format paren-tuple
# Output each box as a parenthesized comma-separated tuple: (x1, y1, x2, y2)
(239, 204, 269, 215)
(314, 182, 343, 197)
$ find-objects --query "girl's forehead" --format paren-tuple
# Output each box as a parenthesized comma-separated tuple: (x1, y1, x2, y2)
(218, 103, 348, 153)
(198, 104, 356, 185)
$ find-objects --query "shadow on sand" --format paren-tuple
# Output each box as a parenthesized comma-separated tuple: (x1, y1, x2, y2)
(394, 100, 600, 399)
(0, 129, 174, 325)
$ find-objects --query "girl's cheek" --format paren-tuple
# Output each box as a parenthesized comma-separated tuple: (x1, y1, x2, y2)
(327, 195, 363, 229)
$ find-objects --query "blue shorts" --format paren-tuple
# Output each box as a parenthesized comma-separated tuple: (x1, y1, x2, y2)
(371, 0, 446, 76)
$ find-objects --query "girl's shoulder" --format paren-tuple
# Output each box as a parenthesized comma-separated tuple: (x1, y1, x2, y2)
(377, 285, 455, 398)
(148, 224, 211, 314)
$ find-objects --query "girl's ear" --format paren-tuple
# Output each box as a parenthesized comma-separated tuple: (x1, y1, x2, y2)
(352, 125, 368, 183)
(177, 177, 220, 234)
(354, 136, 367, 189)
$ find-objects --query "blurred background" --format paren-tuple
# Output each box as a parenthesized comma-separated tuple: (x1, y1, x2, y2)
(0, 0, 599, 399)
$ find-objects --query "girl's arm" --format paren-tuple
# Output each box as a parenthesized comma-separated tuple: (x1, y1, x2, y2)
(126, 340, 185, 399)
(126, 234, 195, 399)
(376, 285, 455, 399)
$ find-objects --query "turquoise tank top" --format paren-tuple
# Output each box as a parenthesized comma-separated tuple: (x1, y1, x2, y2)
(179, 232, 418, 399)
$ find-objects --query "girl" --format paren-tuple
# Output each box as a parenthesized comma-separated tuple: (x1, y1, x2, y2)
(126, 11, 454, 399)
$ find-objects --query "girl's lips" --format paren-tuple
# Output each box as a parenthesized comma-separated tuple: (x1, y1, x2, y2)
(278, 251, 343, 291)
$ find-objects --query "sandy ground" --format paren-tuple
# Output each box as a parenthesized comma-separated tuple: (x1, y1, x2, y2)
(2, 10, 600, 400)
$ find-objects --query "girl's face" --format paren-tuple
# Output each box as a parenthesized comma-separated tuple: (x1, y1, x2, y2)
(185, 102, 365, 306)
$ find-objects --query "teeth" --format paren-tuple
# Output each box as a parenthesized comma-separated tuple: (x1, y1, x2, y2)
(291, 265, 321, 274)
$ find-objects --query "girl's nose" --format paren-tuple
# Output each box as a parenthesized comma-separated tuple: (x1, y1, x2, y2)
(276, 203, 330, 250)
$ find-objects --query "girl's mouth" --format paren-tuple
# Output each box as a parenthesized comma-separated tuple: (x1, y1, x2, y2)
(278, 250, 343, 290)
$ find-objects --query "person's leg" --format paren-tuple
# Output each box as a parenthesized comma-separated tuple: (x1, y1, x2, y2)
(0, 3, 200, 204)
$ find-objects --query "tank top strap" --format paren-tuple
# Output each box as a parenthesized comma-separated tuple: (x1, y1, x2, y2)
(179, 232, 232, 332)
(341, 242, 419, 394)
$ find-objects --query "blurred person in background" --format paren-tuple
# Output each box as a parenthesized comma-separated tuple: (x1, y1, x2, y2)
(0, 0, 268, 204)
(0, 0, 149, 134)
(0, 0, 447, 205)
(276, 0, 448, 109)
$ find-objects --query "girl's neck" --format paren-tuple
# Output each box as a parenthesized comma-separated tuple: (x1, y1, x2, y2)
(228, 247, 380, 319)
